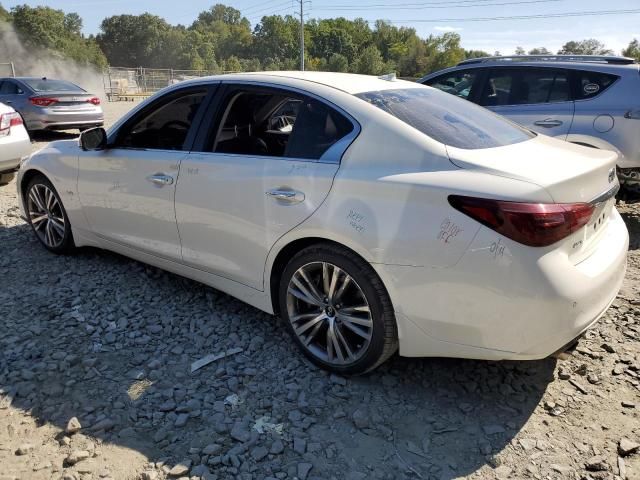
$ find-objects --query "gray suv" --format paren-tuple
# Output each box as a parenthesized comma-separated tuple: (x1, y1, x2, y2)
(419, 55, 640, 197)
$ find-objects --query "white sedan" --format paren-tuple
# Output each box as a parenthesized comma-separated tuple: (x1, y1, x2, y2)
(0, 101, 30, 185)
(17, 72, 628, 374)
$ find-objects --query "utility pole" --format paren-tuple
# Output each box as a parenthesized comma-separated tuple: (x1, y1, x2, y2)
(298, 0, 305, 71)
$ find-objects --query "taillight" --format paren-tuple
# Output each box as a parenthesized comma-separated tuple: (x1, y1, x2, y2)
(0, 112, 23, 136)
(87, 97, 101, 105)
(29, 97, 57, 107)
(449, 195, 595, 247)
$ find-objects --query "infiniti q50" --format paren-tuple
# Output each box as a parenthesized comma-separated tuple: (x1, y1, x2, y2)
(17, 72, 628, 374)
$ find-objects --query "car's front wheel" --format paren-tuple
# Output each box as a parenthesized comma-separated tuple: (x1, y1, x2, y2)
(25, 175, 75, 254)
(279, 244, 398, 375)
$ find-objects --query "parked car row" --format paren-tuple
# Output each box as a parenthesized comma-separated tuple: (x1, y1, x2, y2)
(17, 71, 628, 374)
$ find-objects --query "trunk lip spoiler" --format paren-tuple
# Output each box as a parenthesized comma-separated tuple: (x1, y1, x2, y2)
(589, 183, 619, 206)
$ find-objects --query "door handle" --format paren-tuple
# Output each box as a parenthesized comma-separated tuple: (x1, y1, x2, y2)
(534, 119, 563, 128)
(147, 173, 174, 187)
(266, 188, 305, 204)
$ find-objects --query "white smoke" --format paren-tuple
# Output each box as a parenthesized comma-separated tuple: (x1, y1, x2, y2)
(0, 21, 106, 99)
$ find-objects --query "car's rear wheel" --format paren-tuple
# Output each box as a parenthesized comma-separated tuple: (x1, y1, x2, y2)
(25, 175, 75, 254)
(279, 244, 398, 375)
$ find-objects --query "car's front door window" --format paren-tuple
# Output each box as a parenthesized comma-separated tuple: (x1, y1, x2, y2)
(116, 90, 207, 150)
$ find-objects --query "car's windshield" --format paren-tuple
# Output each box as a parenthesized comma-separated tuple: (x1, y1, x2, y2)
(24, 79, 85, 93)
(356, 87, 534, 149)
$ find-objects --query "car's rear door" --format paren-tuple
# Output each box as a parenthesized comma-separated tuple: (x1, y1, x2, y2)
(479, 67, 575, 139)
(77, 84, 215, 260)
(174, 82, 358, 290)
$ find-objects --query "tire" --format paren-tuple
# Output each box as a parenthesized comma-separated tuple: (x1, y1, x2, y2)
(25, 174, 75, 254)
(279, 243, 398, 375)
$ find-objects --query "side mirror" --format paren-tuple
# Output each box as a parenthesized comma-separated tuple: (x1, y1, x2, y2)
(80, 127, 107, 151)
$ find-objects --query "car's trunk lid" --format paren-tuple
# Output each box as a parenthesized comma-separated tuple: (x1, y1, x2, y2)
(447, 135, 620, 262)
(447, 135, 618, 203)
(33, 91, 97, 110)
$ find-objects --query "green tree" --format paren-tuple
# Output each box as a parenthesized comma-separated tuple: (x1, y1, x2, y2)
(0, 3, 9, 22)
(97, 13, 173, 67)
(10, 5, 106, 67)
(224, 55, 241, 72)
(353, 45, 386, 75)
(622, 39, 640, 61)
(515, 46, 525, 55)
(528, 47, 550, 55)
(464, 49, 490, 59)
(191, 4, 252, 60)
(253, 15, 299, 63)
(327, 53, 349, 72)
(558, 39, 613, 55)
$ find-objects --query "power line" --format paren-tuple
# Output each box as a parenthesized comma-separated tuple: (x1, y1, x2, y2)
(242, 0, 293, 15)
(364, 8, 640, 23)
(246, 5, 297, 22)
(314, 0, 565, 11)
(244, 0, 295, 18)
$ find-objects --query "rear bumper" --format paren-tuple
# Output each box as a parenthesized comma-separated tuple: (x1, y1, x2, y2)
(375, 208, 629, 360)
(24, 107, 103, 131)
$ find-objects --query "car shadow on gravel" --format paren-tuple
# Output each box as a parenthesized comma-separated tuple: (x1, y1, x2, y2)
(1, 222, 557, 479)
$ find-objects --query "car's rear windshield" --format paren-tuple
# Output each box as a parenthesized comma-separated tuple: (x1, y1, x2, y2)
(24, 79, 85, 93)
(355, 87, 534, 149)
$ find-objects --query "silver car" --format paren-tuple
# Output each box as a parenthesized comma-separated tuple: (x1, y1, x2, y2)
(419, 55, 640, 197)
(0, 77, 103, 133)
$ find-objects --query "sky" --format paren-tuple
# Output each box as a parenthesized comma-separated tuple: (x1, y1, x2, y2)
(3, 0, 640, 55)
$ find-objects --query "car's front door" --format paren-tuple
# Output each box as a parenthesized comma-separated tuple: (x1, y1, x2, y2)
(77, 85, 213, 259)
(479, 67, 575, 139)
(174, 83, 358, 290)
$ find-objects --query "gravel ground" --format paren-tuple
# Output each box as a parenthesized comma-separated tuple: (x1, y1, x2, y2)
(0, 101, 639, 480)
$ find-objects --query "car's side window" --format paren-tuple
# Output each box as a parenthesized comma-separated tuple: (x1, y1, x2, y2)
(574, 71, 619, 100)
(115, 89, 207, 151)
(424, 70, 478, 100)
(480, 70, 514, 106)
(209, 86, 354, 161)
(0, 80, 23, 95)
(480, 68, 570, 106)
(516, 69, 570, 104)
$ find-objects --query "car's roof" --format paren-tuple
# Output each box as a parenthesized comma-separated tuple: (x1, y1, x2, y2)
(184, 71, 422, 95)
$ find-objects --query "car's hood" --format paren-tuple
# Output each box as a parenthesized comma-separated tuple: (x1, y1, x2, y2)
(446, 134, 619, 203)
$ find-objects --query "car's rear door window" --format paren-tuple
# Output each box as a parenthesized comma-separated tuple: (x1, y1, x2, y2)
(357, 87, 534, 149)
(574, 70, 619, 100)
(480, 68, 570, 106)
(423, 69, 479, 100)
(208, 85, 354, 161)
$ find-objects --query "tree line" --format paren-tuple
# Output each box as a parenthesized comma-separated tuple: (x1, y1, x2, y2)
(2, 3, 640, 77)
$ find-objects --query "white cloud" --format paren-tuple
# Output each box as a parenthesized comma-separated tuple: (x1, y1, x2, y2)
(433, 26, 463, 32)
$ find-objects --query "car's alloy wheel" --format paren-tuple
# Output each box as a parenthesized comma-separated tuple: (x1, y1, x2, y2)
(287, 261, 374, 365)
(26, 175, 74, 253)
(280, 244, 398, 374)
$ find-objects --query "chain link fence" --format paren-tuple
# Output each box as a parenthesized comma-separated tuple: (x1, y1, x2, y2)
(103, 67, 238, 101)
